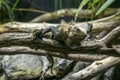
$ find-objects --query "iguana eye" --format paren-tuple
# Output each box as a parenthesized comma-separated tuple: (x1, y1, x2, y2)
(74, 27, 80, 32)
(76, 28, 80, 32)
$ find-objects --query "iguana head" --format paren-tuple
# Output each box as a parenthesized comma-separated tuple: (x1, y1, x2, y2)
(68, 26, 85, 40)
(68, 22, 92, 41)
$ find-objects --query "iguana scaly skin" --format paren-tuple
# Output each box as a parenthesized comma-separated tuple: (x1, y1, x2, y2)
(33, 21, 93, 80)
(33, 21, 93, 49)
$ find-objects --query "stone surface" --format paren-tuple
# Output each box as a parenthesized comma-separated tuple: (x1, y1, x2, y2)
(1, 54, 43, 79)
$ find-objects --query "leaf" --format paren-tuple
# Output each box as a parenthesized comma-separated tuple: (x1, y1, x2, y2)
(3, 2, 14, 20)
(74, 0, 90, 21)
(89, 0, 100, 9)
(12, 0, 19, 11)
(96, 0, 115, 15)
(59, 0, 62, 9)
(54, 0, 58, 10)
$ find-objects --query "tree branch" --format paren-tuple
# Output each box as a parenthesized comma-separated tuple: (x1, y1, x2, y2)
(0, 46, 108, 62)
(2, 12, 120, 34)
(80, 26, 120, 49)
(0, 11, 119, 62)
(29, 8, 120, 22)
(0, 26, 119, 57)
(69, 56, 120, 80)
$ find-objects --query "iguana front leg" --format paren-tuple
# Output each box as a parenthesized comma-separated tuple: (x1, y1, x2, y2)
(84, 23, 93, 41)
(39, 52, 54, 80)
(65, 38, 81, 49)
(39, 26, 60, 40)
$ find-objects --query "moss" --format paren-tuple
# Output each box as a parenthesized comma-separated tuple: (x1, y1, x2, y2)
(10, 68, 42, 79)
(0, 74, 7, 80)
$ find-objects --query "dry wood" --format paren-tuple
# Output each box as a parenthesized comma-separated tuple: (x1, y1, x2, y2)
(2, 12, 120, 34)
(69, 56, 120, 80)
(0, 26, 119, 58)
(0, 7, 120, 80)
(0, 13, 119, 56)
(0, 9, 119, 80)
(30, 8, 120, 22)
(0, 46, 107, 62)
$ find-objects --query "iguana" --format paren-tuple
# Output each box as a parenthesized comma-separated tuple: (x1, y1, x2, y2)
(33, 20, 94, 80)
(33, 20, 93, 49)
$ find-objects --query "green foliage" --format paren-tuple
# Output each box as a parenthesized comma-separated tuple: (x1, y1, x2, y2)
(75, 0, 115, 21)
(12, 0, 19, 11)
(54, 0, 62, 10)
(96, 0, 115, 15)
(0, 0, 19, 23)
(74, 0, 89, 21)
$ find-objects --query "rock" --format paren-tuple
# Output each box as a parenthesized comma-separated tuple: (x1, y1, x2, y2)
(1, 54, 43, 80)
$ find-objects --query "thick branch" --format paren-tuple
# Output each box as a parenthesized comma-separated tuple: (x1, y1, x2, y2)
(80, 26, 120, 49)
(69, 56, 120, 80)
(30, 8, 120, 22)
(99, 26, 120, 45)
(0, 46, 107, 62)
(0, 29, 119, 56)
(30, 8, 92, 22)
(2, 12, 120, 34)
